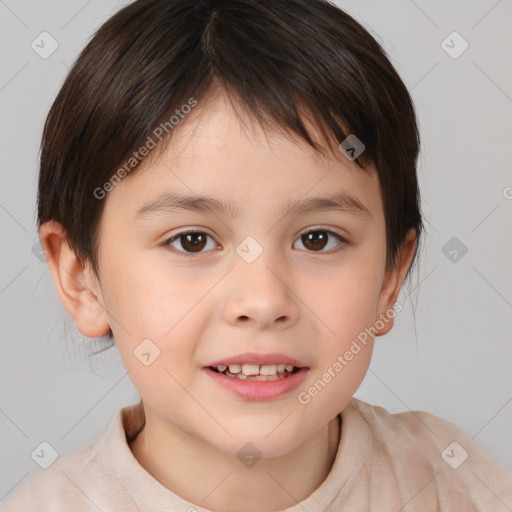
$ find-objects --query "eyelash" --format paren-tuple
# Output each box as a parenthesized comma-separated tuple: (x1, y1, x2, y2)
(164, 227, 349, 258)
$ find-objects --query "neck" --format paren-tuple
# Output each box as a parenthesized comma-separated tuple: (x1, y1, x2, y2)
(130, 408, 341, 512)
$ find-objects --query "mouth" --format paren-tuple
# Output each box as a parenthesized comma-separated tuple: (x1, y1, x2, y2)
(203, 352, 309, 400)
(203, 357, 309, 401)
(207, 363, 302, 381)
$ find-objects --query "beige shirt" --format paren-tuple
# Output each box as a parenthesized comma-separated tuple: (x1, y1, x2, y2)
(2, 398, 512, 511)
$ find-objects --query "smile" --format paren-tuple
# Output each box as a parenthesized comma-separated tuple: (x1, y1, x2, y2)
(209, 363, 300, 381)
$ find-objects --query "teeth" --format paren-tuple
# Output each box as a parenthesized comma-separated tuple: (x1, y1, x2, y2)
(213, 363, 299, 379)
(242, 364, 260, 376)
(260, 364, 277, 376)
(239, 374, 280, 381)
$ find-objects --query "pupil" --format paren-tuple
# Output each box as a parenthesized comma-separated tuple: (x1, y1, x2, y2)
(303, 231, 327, 251)
(182, 233, 206, 252)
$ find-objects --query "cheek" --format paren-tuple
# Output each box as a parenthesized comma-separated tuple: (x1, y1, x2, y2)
(101, 250, 212, 336)
(309, 257, 384, 346)
(99, 255, 211, 386)
(297, 270, 380, 416)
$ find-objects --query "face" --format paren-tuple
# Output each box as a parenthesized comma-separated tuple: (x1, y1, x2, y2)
(92, 90, 396, 458)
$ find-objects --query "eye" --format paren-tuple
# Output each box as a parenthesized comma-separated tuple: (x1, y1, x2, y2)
(166, 230, 218, 255)
(293, 228, 347, 253)
(165, 227, 348, 257)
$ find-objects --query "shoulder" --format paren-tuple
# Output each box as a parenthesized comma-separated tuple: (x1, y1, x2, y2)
(1, 440, 105, 511)
(1, 408, 132, 512)
(347, 398, 512, 510)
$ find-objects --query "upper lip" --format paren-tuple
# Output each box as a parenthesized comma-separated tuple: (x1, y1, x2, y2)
(206, 352, 309, 368)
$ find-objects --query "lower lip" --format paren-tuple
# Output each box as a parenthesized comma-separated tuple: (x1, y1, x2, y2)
(203, 367, 309, 401)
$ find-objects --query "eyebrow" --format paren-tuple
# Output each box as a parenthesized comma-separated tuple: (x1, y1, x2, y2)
(135, 191, 372, 220)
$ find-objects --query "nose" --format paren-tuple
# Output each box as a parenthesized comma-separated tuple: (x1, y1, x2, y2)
(221, 251, 300, 331)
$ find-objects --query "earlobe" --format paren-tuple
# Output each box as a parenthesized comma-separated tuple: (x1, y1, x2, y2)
(375, 228, 417, 336)
(39, 221, 110, 338)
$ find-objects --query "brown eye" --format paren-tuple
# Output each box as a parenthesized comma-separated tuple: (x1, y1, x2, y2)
(167, 231, 216, 254)
(181, 233, 207, 252)
(294, 229, 346, 252)
(302, 231, 328, 251)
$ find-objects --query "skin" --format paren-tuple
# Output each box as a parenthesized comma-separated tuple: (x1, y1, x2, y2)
(40, 88, 416, 512)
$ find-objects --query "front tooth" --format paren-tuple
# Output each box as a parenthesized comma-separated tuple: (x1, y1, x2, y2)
(285, 365, 294, 372)
(217, 364, 227, 372)
(241, 364, 260, 376)
(277, 364, 286, 372)
(259, 364, 277, 376)
(229, 364, 242, 374)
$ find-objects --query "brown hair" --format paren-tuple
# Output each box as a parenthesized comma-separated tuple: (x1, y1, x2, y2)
(37, 0, 423, 341)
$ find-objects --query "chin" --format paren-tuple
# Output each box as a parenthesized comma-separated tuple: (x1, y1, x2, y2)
(211, 425, 304, 460)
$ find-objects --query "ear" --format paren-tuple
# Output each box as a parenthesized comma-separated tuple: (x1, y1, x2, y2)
(374, 228, 417, 336)
(39, 221, 110, 338)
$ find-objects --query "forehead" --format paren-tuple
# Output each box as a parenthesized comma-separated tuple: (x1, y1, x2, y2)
(104, 91, 383, 223)
(164, 90, 342, 165)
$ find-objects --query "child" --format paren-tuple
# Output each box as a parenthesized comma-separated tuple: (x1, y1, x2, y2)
(3, 0, 512, 510)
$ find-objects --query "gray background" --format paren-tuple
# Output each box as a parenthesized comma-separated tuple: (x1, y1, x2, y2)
(1, 0, 511, 504)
